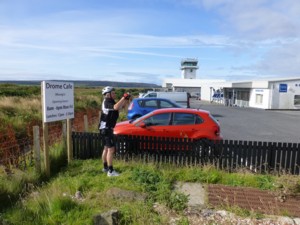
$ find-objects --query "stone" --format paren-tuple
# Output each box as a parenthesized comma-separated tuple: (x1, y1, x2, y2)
(174, 182, 206, 207)
(93, 210, 119, 225)
(105, 187, 147, 202)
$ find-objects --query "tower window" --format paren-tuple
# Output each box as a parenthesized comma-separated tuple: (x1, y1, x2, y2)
(190, 69, 193, 72)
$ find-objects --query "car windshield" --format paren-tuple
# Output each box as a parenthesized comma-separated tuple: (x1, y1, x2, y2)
(129, 111, 154, 123)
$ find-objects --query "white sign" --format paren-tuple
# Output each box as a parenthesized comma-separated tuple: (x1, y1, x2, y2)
(42, 81, 74, 123)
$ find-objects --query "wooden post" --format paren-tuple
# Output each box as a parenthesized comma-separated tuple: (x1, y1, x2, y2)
(43, 122, 50, 177)
(33, 126, 41, 174)
(84, 115, 88, 132)
(67, 118, 73, 163)
(62, 120, 67, 151)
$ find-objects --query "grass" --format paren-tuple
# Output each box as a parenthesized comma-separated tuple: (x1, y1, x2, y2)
(1, 155, 300, 224)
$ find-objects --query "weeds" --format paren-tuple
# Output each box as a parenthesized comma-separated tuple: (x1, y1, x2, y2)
(166, 191, 189, 212)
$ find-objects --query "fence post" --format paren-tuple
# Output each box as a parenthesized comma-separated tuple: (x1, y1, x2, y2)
(33, 126, 41, 174)
(62, 120, 67, 151)
(67, 118, 73, 163)
(43, 122, 50, 177)
(84, 115, 88, 132)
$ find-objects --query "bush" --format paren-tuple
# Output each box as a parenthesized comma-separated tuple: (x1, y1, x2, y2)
(167, 191, 189, 212)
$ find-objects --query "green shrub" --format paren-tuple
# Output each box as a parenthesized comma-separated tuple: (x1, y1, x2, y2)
(131, 167, 163, 193)
(166, 191, 189, 212)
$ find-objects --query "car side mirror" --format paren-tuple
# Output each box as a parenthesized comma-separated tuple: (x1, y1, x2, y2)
(139, 122, 147, 128)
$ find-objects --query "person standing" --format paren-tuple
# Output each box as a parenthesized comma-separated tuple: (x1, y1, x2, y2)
(99, 86, 130, 177)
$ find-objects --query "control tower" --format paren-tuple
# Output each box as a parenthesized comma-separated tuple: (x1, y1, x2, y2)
(180, 58, 199, 79)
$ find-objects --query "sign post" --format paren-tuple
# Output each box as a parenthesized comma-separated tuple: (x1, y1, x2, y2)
(41, 81, 74, 176)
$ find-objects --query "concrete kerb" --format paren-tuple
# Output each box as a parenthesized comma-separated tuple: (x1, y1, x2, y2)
(174, 182, 207, 209)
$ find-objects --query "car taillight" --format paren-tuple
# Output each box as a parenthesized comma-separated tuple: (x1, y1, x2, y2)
(128, 102, 133, 110)
(214, 126, 220, 136)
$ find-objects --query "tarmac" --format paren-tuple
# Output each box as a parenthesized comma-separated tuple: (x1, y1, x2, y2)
(189, 99, 300, 143)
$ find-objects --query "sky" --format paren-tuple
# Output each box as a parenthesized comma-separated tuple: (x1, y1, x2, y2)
(0, 0, 300, 85)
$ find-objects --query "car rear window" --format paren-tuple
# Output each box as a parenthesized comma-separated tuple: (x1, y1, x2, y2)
(172, 113, 203, 125)
(160, 100, 176, 108)
(195, 115, 204, 124)
(144, 100, 158, 108)
(137, 100, 143, 106)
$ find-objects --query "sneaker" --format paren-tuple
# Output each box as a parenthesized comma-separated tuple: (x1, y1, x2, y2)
(107, 170, 120, 177)
(102, 168, 109, 173)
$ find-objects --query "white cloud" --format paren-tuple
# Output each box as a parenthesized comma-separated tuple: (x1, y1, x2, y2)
(254, 41, 300, 76)
(1, 0, 300, 83)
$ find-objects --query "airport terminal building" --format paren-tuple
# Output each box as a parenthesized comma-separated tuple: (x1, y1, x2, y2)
(162, 59, 300, 110)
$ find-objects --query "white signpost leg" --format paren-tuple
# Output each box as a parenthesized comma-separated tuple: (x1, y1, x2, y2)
(43, 122, 50, 177)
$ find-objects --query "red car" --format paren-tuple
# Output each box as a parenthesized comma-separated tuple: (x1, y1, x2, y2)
(114, 108, 222, 141)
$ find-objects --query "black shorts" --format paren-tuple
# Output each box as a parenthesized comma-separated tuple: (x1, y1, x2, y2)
(100, 129, 115, 148)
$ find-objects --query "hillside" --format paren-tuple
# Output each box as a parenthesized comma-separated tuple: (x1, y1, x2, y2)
(0, 80, 161, 88)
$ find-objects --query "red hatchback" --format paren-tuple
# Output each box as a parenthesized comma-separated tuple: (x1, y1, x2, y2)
(114, 108, 222, 141)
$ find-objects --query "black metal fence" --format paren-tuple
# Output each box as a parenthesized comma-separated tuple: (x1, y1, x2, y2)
(72, 132, 300, 175)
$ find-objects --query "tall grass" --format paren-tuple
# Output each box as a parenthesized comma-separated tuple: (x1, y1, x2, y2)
(0, 141, 68, 212)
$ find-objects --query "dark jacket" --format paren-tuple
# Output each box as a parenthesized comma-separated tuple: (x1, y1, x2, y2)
(99, 97, 119, 129)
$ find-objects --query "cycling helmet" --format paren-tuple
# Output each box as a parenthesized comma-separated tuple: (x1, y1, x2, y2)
(102, 86, 115, 95)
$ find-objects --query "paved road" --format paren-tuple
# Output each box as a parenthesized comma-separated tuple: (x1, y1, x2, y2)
(190, 99, 300, 143)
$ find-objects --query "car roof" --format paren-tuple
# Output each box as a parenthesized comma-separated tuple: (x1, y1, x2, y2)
(133, 97, 176, 101)
(150, 107, 210, 115)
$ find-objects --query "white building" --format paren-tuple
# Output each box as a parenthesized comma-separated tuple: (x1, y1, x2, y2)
(163, 59, 300, 110)
(228, 78, 300, 109)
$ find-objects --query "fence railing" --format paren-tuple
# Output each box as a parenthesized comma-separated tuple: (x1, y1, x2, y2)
(72, 132, 300, 175)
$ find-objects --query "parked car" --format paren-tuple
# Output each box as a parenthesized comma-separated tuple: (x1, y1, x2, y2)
(116, 108, 222, 141)
(127, 97, 182, 120)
